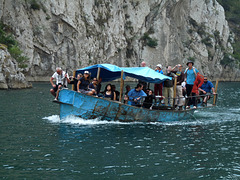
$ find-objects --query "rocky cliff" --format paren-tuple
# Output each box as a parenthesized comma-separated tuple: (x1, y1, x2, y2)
(0, 0, 239, 82)
(0, 44, 32, 89)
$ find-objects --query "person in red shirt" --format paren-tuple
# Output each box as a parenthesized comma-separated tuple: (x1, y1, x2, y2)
(189, 73, 204, 109)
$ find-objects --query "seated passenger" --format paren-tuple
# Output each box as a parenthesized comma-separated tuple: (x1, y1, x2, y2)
(123, 85, 130, 104)
(77, 71, 95, 95)
(123, 94, 129, 104)
(111, 85, 120, 101)
(69, 73, 82, 91)
(125, 85, 131, 95)
(198, 76, 216, 106)
(89, 77, 98, 95)
(103, 84, 116, 100)
(143, 89, 155, 109)
(50, 67, 70, 101)
(96, 77, 102, 95)
(128, 83, 147, 106)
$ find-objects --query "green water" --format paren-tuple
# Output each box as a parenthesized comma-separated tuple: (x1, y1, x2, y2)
(0, 82, 240, 179)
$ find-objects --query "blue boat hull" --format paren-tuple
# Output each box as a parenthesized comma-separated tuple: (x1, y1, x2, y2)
(57, 89, 194, 122)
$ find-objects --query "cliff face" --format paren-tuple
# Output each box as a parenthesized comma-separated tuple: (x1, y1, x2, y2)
(0, 44, 31, 89)
(0, 0, 239, 81)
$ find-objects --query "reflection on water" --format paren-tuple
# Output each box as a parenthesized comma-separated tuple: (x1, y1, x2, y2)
(0, 82, 240, 179)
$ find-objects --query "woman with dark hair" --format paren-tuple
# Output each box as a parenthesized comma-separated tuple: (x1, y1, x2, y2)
(143, 89, 155, 109)
(103, 84, 116, 100)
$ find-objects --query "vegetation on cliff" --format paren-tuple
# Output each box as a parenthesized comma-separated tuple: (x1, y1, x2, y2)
(217, 0, 240, 68)
(0, 22, 28, 68)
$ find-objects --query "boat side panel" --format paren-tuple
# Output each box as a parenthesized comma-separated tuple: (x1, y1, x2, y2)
(58, 89, 194, 122)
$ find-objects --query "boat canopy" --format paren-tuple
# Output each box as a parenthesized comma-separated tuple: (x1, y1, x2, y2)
(76, 64, 171, 83)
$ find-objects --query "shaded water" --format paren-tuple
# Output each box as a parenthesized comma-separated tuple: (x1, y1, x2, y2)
(0, 82, 240, 179)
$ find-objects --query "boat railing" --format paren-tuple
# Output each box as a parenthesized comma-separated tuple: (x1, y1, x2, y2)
(127, 93, 218, 110)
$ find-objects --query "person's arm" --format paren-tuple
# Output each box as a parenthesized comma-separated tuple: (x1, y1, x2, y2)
(128, 90, 134, 101)
(50, 77, 55, 87)
(113, 92, 116, 101)
(212, 87, 216, 94)
(178, 72, 184, 85)
(198, 87, 206, 94)
(77, 80, 81, 92)
(172, 65, 178, 71)
(137, 90, 147, 100)
(65, 73, 71, 83)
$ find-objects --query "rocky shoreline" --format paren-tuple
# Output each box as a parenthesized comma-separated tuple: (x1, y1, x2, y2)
(0, 45, 32, 89)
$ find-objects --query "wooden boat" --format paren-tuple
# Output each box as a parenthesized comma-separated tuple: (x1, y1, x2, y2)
(54, 64, 218, 122)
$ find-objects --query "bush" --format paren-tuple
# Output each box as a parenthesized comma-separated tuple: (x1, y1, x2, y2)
(220, 53, 233, 65)
(141, 33, 158, 48)
(30, 0, 41, 10)
(147, 38, 158, 48)
(0, 22, 28, 68)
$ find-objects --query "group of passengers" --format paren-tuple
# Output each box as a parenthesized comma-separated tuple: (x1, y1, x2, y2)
(50, 60, 216, 110)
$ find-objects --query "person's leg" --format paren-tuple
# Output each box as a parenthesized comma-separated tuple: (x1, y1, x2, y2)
(174, 86, 180, 106)
(50, 89, 56, 97)
(159, 83, 163, 96)
(163, 87, 168, 105)
(192, 92, 196, 107)
(177, 86, 184, 107)
(55, 85, 62, 99)
(186, 84, 193, 106)
(169, 87, 174, 107)
(154, 84, 158, 96)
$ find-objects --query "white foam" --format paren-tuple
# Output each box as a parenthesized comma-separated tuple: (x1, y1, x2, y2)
(43, 115, 60, 123)
(43, 115, 131, 125)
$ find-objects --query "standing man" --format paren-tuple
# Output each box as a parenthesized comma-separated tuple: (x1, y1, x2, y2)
(184, 60, 199, 109)
(50, 67, 70, 101)
(171, 64, 185, 110)
(154, 64, 163, 96)
(163, 66, 176, 107)
(128, 83, 147, 106)
(198, 76, 216, 106)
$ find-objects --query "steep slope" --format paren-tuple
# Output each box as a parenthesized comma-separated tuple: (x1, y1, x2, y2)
(0, 0, 239, 81)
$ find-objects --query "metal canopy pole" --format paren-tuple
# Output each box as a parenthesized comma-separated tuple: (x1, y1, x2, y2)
(97, 67, 101, 81)
(173, 76, 177, 107)
(72, 71, 76, 90)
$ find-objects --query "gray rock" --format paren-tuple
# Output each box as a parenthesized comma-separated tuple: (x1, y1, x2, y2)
(0, 46, 32, 89)
(0, 0, 239, 81)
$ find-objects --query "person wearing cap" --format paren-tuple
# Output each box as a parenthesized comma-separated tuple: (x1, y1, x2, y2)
(50, 67, 70, 101)
(154, 64, 163, 97)
(171, 64, 185, 110)
(77, 71, 95, 95)
(184, 60, 199, 109)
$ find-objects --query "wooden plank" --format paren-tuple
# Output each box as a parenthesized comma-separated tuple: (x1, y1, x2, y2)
(213, 79, 219, 105)
(119, 70, 124, 102)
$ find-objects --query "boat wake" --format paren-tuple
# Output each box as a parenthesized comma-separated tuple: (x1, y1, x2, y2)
(43, 115, 131, 125)
(43, 107, 240, 126)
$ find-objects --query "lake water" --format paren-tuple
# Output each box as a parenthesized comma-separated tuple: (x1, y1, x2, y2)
(0, 82, 240, 179)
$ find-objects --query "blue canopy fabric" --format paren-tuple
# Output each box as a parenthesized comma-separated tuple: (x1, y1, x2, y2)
(76, 64, 171, 83)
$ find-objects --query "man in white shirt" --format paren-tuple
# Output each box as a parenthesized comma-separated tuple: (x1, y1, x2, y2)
(50, 67, 70, 100)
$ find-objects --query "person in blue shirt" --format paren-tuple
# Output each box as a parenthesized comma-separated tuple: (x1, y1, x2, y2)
(198, 76, 216, 106)
(128, 83, 147, 106)
(184, 60, 199, 109)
